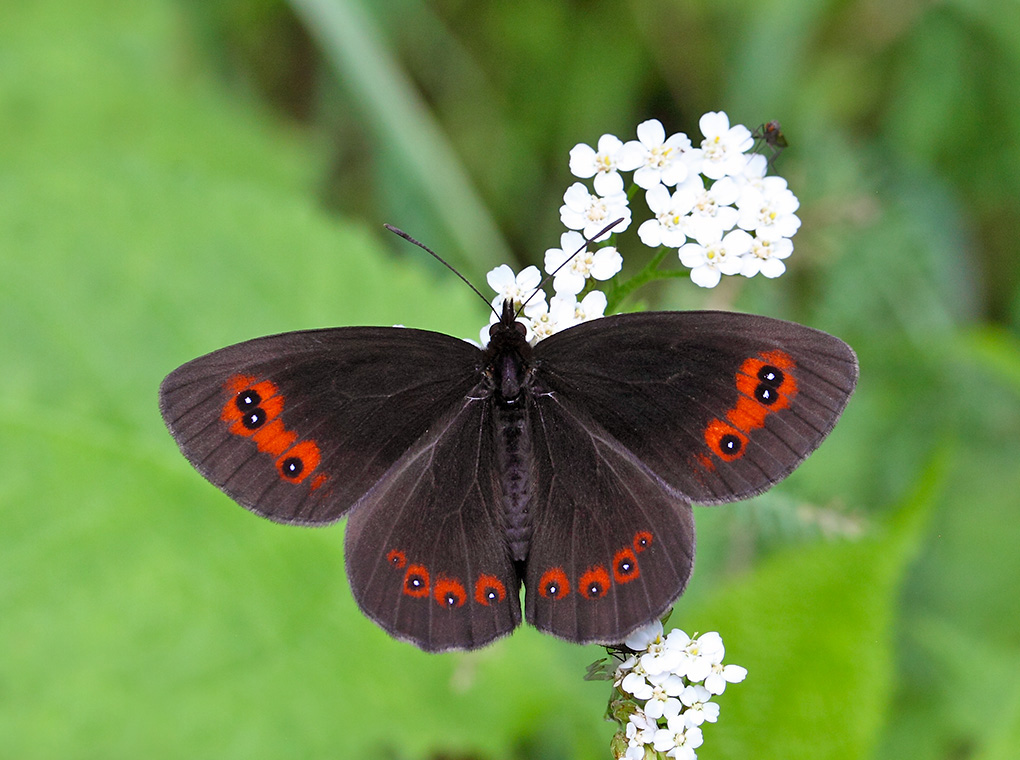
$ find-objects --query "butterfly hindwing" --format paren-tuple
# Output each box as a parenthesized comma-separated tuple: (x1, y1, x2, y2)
(525, 393, 695, 644)
(343, 396, 522, 652)
(159, 327, 482, 524)
(533, 311, 858, 506)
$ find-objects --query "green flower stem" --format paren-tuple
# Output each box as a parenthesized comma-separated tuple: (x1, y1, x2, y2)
(606, 247, 689, 312)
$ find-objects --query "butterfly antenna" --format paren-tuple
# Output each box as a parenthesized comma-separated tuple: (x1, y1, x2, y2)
(384, 224, 500, 321)
(517, 218, 624, 318)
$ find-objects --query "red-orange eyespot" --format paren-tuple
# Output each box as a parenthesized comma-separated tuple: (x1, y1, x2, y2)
(402, 564, 430, 598)
(613, 548, 640, 584)
(434, 577, 467, 608)
(704, 419, 749, 462)
(538, 568, 570, 600)
(474, 574, 507, 606)
(276, 439, 321, 483)
(633, 531, 653, 553)
(222, 377, 283, 430)
(386, 549, 407, 569)
(579, 566, 610, 599)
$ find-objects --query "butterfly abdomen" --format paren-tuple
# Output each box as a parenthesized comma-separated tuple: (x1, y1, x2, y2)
(493, 400, 535, 562)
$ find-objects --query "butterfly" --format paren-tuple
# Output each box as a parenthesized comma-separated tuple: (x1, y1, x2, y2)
(159, 296, 857, 652)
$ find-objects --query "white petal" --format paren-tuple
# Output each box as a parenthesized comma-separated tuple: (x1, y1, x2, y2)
(636, 118, 666, 147)
(660, 160, 689, 187)
(624, 619, 663, 650)
(486, 264, 515, 293)
(517, 265, 542, 291)
(552, 269, 585, 296)
(651, 729, 677, 752)
(644, 183, 672, 214)
(578, 289, 607, 319)
(678, 243, 706, 268)
(722, 229, 754, 256)
(760, 257, 787, 278)
(637, 218, 664, 248)
(591, 247, 623, 279)
(568, 143, 597, 178)
(593, 170, 624, 196)
(723, 663, 748, 683)
(544, 248, 568, 275)
(596, 133, 624, 154)
(633, 165, 662, 190)
(699, 111, 730, 138)
(616, 140, 645, 171)
(621, 672, 654, 700)
(690, 265, 721, 288)
(563, 181, 593, 209)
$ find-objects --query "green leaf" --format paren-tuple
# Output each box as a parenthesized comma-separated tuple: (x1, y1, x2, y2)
(676, 449, 943, 760)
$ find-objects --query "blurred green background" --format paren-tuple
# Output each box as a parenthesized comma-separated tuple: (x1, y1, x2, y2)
(2, 0, 1019, 758)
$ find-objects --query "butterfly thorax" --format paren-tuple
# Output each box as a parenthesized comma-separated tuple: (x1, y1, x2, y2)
(484, 301, 537, 562)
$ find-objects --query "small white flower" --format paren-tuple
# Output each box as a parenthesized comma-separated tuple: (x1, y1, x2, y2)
(652, 720, 704, 760)
(678, 229, 752, 288)
(621, 668, 654, 701)
(619, 119, 693, 189)
(485, 264, 544, 311)
(678, 684, 719, 727)
(740, 235, 793, 278)
(704, 662, 748, 695)
(731, 152, 769, 192)
(637, 625, 685, 677)
(643, 671, 686, 720)
(736, 181, 801, 240)
(526, 296, 577, 343)
(544, 231, 623, 296)
(625, 618, 664, 651)
(697, 111, 754, 180)
(637, 183, 697, 248)
(683, 176, 741, 245)
(571, 290, 608, 323)
(625, 711, 658, 749)
(569, 134, 629, 196)
(559, 182, 632, 241)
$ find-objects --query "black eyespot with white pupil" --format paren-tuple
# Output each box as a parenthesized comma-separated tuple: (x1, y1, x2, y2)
(235, 389, 261, 411)
(407, 574, 425, 589)
(758, 365, 783, 386)
(616, 557, 633, 575)
(242, 408, 266, 429)
(720, 434, 743, 454)
(545, 582, 559, 596)
(587, 580, 605, 596)
(444, 593, 458, 606)
(755, 384, 778, 405)
(280, 456, 304, 478)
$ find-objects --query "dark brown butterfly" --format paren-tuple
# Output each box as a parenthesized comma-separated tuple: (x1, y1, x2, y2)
(159, 299, 857, 652)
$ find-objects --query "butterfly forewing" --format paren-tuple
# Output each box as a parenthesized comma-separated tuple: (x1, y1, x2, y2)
(159, 327, 482, 524)
(532, 311, 858, 506)
(343, 396, 521, 652)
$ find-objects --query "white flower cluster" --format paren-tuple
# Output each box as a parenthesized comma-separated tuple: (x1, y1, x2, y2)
(482, 111, 800, 345)
(611, 620, 746, 760)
